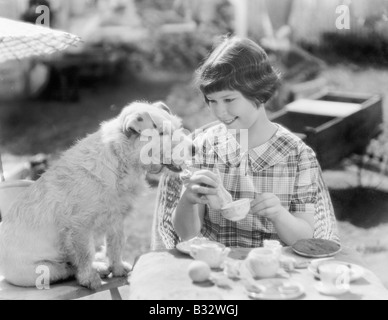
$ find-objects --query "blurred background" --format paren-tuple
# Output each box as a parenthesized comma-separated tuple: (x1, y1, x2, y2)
(0, 0, 388, 287)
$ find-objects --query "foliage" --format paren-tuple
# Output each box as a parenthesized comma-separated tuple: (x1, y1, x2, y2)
(135, 0, 174, 14)
(144, 31, 214, 72)
(165, 82, 221, 131)
(132, 0, 234, 72)
(361, 126, 388, 177)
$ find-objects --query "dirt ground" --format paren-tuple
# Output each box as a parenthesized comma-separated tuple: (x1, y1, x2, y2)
(0, 71, 191, 155)
(1, 64, 388, 288)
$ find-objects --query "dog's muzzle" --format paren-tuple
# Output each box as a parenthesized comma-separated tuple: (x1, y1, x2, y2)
(163, 144, 196, 173)
(164, 164, 184, 173)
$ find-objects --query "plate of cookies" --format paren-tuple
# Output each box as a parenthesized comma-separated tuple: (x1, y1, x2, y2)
(292, 239, 341, 259)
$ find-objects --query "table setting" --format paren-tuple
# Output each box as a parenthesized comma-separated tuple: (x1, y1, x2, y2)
(128, 237, 388, 300)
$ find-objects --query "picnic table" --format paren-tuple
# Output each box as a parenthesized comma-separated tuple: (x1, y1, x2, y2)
(127, 247, 388, 300)
(2, 246, 386, 300)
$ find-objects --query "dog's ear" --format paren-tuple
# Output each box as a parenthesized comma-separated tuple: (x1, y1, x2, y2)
(153, 101, 172, 114)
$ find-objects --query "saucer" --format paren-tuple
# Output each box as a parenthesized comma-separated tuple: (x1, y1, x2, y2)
(176, 238, 225, 255)
(246, 279, 305, 300)
(315, 282, 350, 296)
(309, 260, 364, 282)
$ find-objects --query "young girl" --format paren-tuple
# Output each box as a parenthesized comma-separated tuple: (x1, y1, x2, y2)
(172, 36, 339, 248)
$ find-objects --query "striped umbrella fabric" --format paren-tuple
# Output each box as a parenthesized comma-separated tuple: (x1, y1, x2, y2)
(0, 17, 81, 63)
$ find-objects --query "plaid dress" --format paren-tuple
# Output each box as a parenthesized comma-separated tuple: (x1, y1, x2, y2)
(190, 123, 339, 248)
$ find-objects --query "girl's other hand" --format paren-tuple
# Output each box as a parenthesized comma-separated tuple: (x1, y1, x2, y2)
(250, 193, 287, 222)
(182, 170, 219, 205)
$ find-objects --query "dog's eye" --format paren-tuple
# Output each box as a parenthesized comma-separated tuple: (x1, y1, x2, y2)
(159, 132, 164, 136)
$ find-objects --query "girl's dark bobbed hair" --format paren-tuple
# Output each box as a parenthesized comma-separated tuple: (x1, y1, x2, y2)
(196, 36, 282, 107)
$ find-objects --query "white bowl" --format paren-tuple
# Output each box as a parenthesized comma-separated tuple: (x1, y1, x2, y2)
(221, 199, 251, 221)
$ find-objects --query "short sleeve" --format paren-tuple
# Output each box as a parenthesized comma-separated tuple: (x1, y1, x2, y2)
(151, 172, 182, 250)
(290, 145, 340, 243)
(289, 146, 319, 216)
(314, 168, 340, 243)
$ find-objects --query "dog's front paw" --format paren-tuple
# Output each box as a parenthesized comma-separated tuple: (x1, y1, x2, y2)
(111, 261, 132, 278)
(78, 271, 102, 290)
(93, 261, 112, 279)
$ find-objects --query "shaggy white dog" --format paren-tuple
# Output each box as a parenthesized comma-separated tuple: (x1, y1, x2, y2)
(0, 101, 189, 289)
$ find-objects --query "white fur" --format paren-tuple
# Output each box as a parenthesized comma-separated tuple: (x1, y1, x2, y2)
(0, 101, 184, 289)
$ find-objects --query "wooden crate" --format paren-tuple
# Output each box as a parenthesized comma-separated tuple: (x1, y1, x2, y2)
(270, 92, 383, 169)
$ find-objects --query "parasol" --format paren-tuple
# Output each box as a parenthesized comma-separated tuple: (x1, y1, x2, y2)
(0, 17, 81, 63)
(0, 17, 82, 181)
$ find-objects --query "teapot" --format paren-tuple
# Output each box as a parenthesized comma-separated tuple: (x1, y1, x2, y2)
(190, 243, 231, 269)
(246, 248, 280, 279)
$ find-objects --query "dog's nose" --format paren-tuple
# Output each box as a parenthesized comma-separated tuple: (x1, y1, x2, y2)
(165, 164, 183, 173)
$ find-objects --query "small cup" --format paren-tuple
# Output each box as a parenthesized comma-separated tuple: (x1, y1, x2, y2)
(318, 263, 351, 294)
(223, 260, 242, 279)
(246, 248, 280, 279)
(190, 243, 231, 269)
(263, 240, 283, 257)
(221, 199, 251, 221)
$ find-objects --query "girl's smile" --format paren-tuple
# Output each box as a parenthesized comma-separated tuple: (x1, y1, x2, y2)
(206, 90, 259, 130)
(206, 89, 278, 148)
(222, 117, 238, 125)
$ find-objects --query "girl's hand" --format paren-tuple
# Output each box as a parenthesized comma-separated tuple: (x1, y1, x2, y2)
(182, 170, 219, 205)
(250, 193, 287, 222)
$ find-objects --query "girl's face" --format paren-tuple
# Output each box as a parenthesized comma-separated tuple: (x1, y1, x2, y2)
(206, 90, 259, 130)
